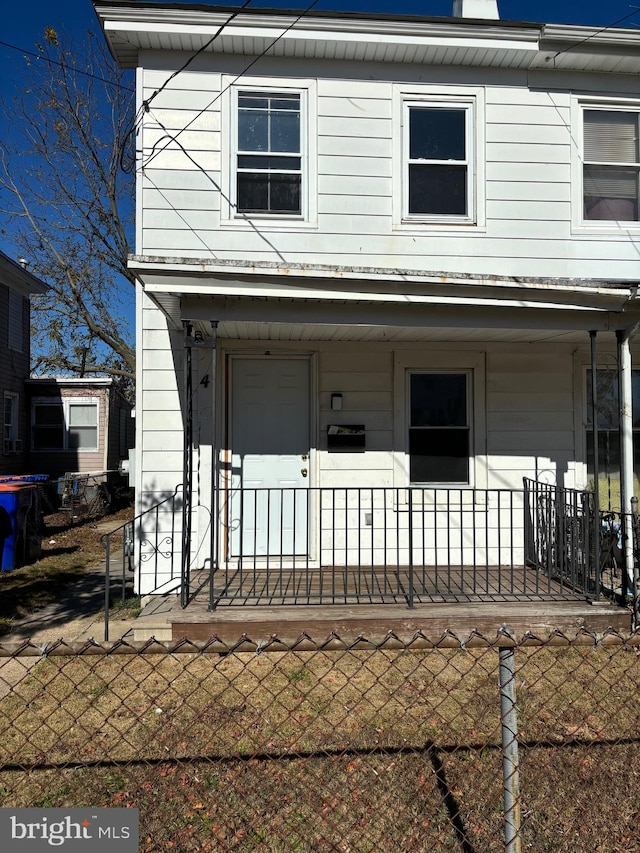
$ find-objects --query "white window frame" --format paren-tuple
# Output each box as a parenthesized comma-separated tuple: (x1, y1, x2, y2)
(407, 370, 472, 485)
(32, 397, 99, 453)
(572, 97, 640, 233)
(2, 391, 20, 441)
(393, 351, 487, 490)
(220, 78, 317, 228)
(393, 86, 485, 231)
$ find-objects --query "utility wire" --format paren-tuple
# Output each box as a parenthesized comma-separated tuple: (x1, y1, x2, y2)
(140, 0, 321, 172)
(552, 6, 640, 57)
(142, 115, 286, 262)
(140, 0, 255, 116)
(0, 38, 134, 91)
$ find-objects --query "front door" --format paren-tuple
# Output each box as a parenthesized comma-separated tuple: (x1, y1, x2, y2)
(230, 357, 310, 557)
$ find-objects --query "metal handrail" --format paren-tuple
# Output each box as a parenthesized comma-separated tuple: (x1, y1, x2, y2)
(101, 486, 182, 641)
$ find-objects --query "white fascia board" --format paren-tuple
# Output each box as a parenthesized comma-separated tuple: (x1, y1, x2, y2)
(128, 258, 633, 301)
(143, 278, 618, 314)
(102, 18, 539, 55)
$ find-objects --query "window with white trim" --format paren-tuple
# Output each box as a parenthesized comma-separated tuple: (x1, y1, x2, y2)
(404, 102, 473, 221)
(32, 398, 98, 452)
(235, 90, 302, 216)
(583, 108, 640, 222)
(408, 372, 471, 484)
(585, 368, 640, 484)
(3, 393, 18, 442)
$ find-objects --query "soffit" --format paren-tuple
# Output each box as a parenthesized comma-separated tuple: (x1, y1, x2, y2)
(95, 6, 640, 74)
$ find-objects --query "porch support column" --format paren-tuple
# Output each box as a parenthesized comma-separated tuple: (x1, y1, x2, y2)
(589, 330, 600, 594)
(617, 330, 635, 598)
(181, 321, 194, 608)
(208, 321, 219, 612)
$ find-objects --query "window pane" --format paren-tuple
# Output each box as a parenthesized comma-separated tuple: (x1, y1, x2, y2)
(584, 166, 639, 221)
(69, 404, 97, 427)
(35, 405, 64, 427)
(410, 108, 465, 161)
(238, 109, 268, 152)
(238, 155, 301, 171)
(411, 374, 467, 427)
(238, 173, 301, 214)
(409, 428, 469, 483)
(584, 111, 639, 163)
(271, 110, 300, 153)
(409, 164, 467, 216)
(68, 426, 97, 451)
(237, 174, 269, 212)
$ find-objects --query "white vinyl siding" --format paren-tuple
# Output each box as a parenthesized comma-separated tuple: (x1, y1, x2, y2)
(8, 291, 23, 352)
(139, 63, 640, 279)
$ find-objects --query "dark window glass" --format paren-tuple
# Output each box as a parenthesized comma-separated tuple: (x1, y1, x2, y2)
(407, 106, 468, 217)
(409, 429, 469, 483)
(33, 404, 64, 450)
(409, 373, 469, 483)
(408, 165, 467, 216)
(409, 108, 466, 160)
(237, 173, 301, 214)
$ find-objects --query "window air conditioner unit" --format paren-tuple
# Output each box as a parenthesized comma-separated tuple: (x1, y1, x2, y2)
(3, 439, 21, 455)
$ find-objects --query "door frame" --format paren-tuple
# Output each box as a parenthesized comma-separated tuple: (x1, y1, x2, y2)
(222, 351, 318, 565)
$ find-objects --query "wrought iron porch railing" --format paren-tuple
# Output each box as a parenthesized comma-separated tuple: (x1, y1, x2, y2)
(521, 477, 637, 601)
(101, 487, 182, 641)
(208, 486, 590, 608)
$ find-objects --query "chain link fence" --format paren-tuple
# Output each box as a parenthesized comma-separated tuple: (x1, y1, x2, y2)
(1, 629, 639, 852)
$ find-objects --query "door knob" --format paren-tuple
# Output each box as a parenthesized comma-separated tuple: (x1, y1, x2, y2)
(301, 468, 308, 477)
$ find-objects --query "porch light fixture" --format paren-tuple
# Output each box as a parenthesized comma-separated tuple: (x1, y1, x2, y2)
(331, 393, 343, 411)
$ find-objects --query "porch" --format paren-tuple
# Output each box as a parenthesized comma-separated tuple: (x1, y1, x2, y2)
(106, 480, 634, 642)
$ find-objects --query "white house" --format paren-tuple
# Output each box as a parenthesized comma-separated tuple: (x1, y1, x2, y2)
(95, 1, 640, 610)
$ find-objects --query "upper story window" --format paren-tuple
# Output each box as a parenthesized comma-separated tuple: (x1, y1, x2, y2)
(583, 109, 640, 222)
(236, 91, 302, 216)
(404, 102, 473, 222)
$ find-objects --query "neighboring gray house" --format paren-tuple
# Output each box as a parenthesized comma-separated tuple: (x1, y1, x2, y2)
(0, 251, 48, 477)
(95, 1, 640, 605)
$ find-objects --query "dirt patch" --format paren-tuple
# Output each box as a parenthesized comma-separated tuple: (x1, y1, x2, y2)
(0, 504, 134, 637)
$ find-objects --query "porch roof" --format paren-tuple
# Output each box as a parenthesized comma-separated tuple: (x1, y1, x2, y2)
(130, 255, 640, 343)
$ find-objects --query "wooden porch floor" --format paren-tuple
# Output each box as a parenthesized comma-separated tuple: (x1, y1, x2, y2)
(199, 564, 596, 606)
(132, 564, 632, 643)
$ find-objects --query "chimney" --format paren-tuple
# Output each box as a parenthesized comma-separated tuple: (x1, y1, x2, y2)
(452, 0, 500, 19)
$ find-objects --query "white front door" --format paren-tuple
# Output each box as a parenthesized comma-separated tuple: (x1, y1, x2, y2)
(230, 357, 310, 557)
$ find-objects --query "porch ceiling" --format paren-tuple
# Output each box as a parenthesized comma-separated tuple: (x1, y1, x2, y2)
(150, 292, 634, 345)
(213, 320, 599, 345)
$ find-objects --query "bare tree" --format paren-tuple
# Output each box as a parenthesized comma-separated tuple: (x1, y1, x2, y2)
(0, 27, 135, 384)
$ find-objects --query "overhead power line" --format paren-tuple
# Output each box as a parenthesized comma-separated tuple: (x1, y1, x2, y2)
(140, 0, 321, 172)
(0, 38, 134, 91)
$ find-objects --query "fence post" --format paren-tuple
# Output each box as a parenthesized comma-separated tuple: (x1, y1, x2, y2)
(104, 535, 111, 643)
(499, 645, 521, 853)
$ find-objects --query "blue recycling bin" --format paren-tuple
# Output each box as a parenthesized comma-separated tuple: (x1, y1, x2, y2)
(0, 483, 41, 571)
